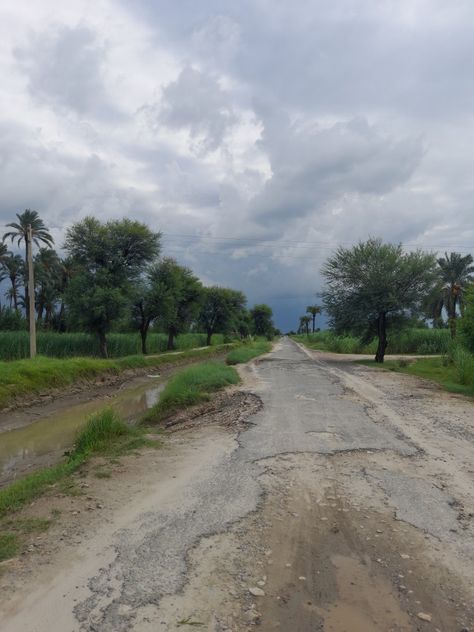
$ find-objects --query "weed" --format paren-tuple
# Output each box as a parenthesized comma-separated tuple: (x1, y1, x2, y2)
(226, 339, 271, 365)
(177, 617, 204, 627)
(143, 362, 239, 423)
(0, 533, 20, 561)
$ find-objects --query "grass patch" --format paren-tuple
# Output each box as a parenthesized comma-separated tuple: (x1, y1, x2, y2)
(0, 343, 236, 410)
(3, 517, 52, 534)
(226, 339, 272, 365)
(0, 533, 20, 562)
(293, 328, 450, 355)
(143, 362, 240, 423)
(0, 408, 153, 518)
(358, 356, 474, 398)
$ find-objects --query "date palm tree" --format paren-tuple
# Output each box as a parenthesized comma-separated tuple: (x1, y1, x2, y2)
(306, 305, 321, 333)
(298, 315, 311, 336)
(2, 253, 24, 311)
(3, 210, 54, 320)
(436, 252, 474, 338)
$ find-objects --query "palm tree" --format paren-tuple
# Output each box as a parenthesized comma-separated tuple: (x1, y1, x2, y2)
(34, 248, 61, 325)
(2, 253, 24, 311)
(436, 252, 474, 338)
(306, 305, 321, 333)
(3, 210, 54, 321)
(298, 315, 311, 336)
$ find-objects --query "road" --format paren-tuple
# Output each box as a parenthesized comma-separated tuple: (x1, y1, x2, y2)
(1, 337, 473, 631)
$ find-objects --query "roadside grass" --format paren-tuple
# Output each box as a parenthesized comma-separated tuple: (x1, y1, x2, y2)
(143, 362, 240, 423)
(0, 343, 236, 410)
(0, 408, 155, 521)
(293, 328, 450, 355)
(0, 533, 20, 562)
(357, 356, 474, 399)
(226, 339, 272, 365)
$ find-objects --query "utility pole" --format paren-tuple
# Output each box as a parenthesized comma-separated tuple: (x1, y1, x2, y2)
(27, 224, 36, 358)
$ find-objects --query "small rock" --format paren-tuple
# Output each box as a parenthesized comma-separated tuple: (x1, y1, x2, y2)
(285, 563, 292, 568)
(417, 612, 432, 622)
(400, 553, 410, 559)
(257, 580, 266, 587)
(249, 587, 265, 597)
(298, 576, 306, 581)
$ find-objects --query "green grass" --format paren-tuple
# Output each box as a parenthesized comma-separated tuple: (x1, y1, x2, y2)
(0, 533, 20, 562)
(293, 328, 450, 355)
(143, 361, 240, 423)
(0, 343, 236, 409)
(0, 408, 153, 519)
(0, 331, 226, 361)
(226, 339, 272, 365)
(358, 356, 474, 398)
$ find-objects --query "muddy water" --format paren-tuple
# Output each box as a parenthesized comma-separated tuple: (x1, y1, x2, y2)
(0, 377, 165, 485)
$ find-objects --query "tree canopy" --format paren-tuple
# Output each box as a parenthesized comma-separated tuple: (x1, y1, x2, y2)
(321, 238, 436, 362)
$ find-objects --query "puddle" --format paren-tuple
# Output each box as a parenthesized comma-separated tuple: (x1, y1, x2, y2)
(320, 554, 412, 631)
(0, 378, 165, 485)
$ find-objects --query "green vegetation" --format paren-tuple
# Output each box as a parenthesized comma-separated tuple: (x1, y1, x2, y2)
(0, 533, 20, 562)
(359, 354, 474, 398)
(321, 238, 436, 362)
(0, 408, 152, 518)
(293, 328, 450, 355)
(0, 331, 225, 361)
(143, 361, 240, 423)
(0, 343, 235, 409)
(226, 339, 272, 364)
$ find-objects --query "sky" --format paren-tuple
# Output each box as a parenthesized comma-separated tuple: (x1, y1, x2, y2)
(1, 0, 474, 331)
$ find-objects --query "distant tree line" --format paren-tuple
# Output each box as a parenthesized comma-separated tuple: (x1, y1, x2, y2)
(1, 210, 276, 357)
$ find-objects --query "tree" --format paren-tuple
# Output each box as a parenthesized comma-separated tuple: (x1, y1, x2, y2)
(2, 253, 24, 311)
(64, 217, 160, 357)
(321, 238, 436, 363)
(3, 209, 54, 319)
(306, 305, 321, 333)
(34, 248, 62, 326)
(250, 304, 275, 339)
(458, 285, 474, 352)
(435, 252, 474, 338)
(298, 315, 311, 335)
(154, 258, 203, 350)
(199, 286, 247, 346)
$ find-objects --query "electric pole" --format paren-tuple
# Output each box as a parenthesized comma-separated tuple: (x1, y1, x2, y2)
(27, 224, 36, 358)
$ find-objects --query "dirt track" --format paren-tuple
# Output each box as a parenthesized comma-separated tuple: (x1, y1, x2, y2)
(1, 338, 473, 631)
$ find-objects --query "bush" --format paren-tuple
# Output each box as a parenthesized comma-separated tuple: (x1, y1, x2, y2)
(73, 409, 131, 456)
(452, 346, 474, 387)
(226, 340, 271, 365)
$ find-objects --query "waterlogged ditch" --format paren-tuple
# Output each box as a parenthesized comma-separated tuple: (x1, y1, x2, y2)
(0, 376, 166, 486)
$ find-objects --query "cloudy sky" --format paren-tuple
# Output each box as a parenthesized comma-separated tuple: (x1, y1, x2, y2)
(1, 0, 474, 330)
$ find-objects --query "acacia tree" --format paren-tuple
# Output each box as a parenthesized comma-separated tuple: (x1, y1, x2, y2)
(64, 217, 160, 357)
(306, 305, 321, 333)
(321, 238, 436, 363)
(250, 303, 275, 339)
(154, 258, 202, 350)
(198, 286, 247, 346)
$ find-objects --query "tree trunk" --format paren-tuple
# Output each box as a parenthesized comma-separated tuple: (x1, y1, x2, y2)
(13, 285, 18, 311)
(167, 329, 175, 351)
(312, 314, 316, 333)
(206, 329, 212, 346)
(374, 312, 387, 363)
(98, 331, 108, 358)
(449, 295, 457, 339)
(140, 319, 150, 355)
